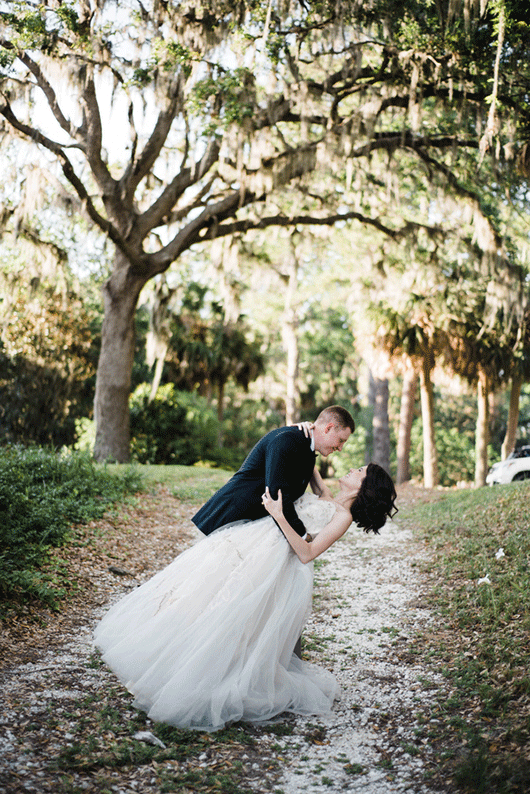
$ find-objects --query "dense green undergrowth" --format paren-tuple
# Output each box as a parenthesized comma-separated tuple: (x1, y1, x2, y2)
(0, 446, 143, 611)
(400, 482, 530, 793)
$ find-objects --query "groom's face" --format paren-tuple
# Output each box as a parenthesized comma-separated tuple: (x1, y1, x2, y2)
(315, 423, 352, 457)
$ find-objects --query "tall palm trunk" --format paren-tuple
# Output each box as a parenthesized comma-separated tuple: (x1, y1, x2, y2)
(397, 369, 417, 484)
(501, 373, 523, 460)
(282, 248, 300, 426)
(419, 353, 439, 488)
(372, 376, 390, 474)
(475, 367, 490, 487)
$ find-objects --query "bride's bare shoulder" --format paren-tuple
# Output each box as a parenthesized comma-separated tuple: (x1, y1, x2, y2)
(331, 500, 353, 525)
(320, 497, 350, 518)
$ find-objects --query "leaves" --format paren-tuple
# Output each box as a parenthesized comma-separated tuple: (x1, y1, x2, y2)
(0, 447, 142, 609)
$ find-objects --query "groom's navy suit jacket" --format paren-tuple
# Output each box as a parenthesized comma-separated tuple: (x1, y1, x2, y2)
(192, 427, 316, 537)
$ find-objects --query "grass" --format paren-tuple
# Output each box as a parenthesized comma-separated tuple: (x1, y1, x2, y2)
(108, 462, 232, 502)
(399, 481, 530, 793)
(46, 681, 276, 793)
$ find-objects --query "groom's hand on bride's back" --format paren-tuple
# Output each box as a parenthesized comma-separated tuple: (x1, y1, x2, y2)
(262, 487, 283, 519)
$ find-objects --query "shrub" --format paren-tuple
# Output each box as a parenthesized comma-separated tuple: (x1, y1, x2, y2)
(129, 384, 239, 467)
(0, 446, 142, 608)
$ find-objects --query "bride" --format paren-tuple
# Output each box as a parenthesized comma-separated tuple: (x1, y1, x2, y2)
(93, 462, 397, 732)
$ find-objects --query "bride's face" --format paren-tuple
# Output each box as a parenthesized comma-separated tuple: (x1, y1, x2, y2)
(339, 466, 367, 497)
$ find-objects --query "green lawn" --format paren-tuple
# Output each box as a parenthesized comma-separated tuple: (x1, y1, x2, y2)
(106, 463, 233, 503)
(400, 481, 530, 793)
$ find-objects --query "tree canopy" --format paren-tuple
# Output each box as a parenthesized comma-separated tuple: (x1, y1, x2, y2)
(1, 0, 529, 460)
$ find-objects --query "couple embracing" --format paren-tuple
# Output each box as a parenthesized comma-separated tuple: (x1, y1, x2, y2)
(94, 405, 397, 731)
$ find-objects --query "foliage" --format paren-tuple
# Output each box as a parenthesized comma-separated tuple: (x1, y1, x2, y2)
(401, 482, 530, 792)
(300, 307, 360, 410)
(160, 287, 266, 405)
(514, 384, 530, 443)
(328, 417, 371, 478)
(216, 388, 284, 464)
(0, 278, 100, 447)
(2, 0, 530, 463)
(129, 384, 240, 468)
(0, 446, 142, 609)
(408, 415, 476, 486)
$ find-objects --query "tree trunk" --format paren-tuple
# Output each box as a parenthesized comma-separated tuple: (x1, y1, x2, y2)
(366, 370, 375, 464)
(419, 354, 439, 488)
(372, 376, 391, 474)
(501, 373, 523, 460)
(396, 369, 417, 484)
(217, 380, 225, 423)
(149, 355, 166, 402)
(282, 246, 300, 426)
(475, 367, 490, 487)
(146, 276, 173, 403)
(94, 257, 147, 462)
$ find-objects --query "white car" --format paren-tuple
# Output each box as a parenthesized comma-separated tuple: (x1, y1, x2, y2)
(486, 446, 530, 485)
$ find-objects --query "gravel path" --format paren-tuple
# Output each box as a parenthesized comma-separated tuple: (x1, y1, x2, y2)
(272, 515, 446, 793)
(0, 488, 449, 793)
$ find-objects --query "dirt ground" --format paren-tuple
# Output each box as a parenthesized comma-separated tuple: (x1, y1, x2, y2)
(0, 483, 451, 794)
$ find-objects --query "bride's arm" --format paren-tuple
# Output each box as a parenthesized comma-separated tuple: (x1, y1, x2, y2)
(262, 487, 351, 564)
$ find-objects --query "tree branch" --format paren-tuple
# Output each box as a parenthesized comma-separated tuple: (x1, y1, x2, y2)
(148, 189, 251, 272)
(136, 137, 221, 237)
(120, 91, 182, 201)
(0, 98, 141, 265)
(351, 131, 479, 158)
(163, 174, 217, 226)
(80, 73, 117, 198)
(13, 48, 80, 140)
(197, 209, 405, 240)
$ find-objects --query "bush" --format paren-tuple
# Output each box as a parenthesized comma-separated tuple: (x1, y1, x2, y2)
(129, 384, 240, 468)
(0, 446, 142, 608)
(409, 421, 475, 485)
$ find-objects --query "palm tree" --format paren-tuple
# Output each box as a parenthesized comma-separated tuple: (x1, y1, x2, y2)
(372, 299, 445, 488)
(500, 311, 530, 459)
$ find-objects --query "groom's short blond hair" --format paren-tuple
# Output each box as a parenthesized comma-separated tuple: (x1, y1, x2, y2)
(315, 405, 355, 433)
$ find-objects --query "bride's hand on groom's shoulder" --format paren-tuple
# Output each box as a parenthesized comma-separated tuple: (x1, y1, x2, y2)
(295, 421, 313, 437)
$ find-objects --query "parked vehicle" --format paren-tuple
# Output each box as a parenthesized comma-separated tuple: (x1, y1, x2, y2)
(486, 446, 530, 485)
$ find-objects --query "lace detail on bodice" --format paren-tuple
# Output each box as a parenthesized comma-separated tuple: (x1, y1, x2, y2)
(293, 493, 336, 536)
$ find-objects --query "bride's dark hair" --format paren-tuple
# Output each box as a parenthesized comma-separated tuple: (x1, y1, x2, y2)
(350, 463, 397, 534)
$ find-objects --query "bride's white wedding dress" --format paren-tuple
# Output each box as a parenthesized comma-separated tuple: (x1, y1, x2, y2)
(93, 493, 339, 731)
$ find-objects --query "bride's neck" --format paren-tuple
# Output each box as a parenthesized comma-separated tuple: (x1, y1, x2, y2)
(332, 491, 355, 510)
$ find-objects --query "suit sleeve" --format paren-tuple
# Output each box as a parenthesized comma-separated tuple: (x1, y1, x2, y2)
(265, 433, 310, 537)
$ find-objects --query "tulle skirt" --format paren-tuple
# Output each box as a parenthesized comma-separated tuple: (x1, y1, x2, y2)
(93, 512, 339, 731)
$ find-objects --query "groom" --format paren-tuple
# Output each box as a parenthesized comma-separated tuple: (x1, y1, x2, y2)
(192, 405, 355, 539)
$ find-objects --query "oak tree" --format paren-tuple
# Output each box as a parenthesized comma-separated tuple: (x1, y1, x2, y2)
(2, 0, 528, 460)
